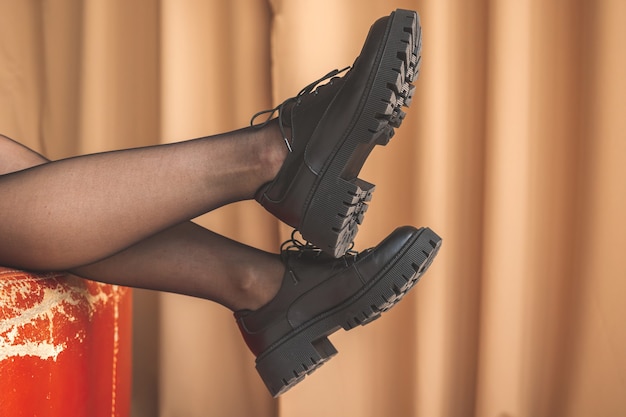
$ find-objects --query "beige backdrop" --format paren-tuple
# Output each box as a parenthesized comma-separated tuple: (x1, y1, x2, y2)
(1, 0, 624, 416)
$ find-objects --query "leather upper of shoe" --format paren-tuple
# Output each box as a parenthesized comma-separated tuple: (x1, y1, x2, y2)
(256, 69, 348, 200)
(252, 16, 391, 227)
(234, 225, 418, 357)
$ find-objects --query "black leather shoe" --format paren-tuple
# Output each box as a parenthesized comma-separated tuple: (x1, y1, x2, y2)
(252, 9, 422, 258)
(234, 225, 441, 397)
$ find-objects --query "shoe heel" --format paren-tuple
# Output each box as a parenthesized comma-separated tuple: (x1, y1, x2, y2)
(300, 177, 375, 257)
(256, 335, 338, 397)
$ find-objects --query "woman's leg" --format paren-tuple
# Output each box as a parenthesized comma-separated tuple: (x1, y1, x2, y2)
(71, 223, 284, 312)
(0, 8, 422, 269)
(0, 125, 287, 270)
(0, 118, 443, 397)
(0, 135, 284, 311)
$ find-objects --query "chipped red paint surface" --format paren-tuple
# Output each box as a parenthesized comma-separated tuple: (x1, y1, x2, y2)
(0, 267, 131, 417)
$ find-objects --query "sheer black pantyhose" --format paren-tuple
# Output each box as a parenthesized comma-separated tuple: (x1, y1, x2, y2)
(0, 132, 286, 311)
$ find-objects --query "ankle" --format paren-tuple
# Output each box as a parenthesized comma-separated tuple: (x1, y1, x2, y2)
(256, 119, 289, 185)
(232, 259, 285, 311)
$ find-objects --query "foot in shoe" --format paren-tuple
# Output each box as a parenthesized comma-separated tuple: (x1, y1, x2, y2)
(234, 225, 441, 397)
(252, 9, 422, 258)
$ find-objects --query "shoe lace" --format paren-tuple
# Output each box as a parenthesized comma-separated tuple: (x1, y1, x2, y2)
(280, 229, 359, 261)
(250, 66, 350, 153)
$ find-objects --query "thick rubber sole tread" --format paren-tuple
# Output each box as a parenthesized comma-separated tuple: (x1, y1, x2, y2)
(298, 9, 422, 258)
(255, 226, 441, 397)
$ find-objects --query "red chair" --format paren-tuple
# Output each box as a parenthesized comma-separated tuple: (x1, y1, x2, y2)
(0, 267, 131, 417)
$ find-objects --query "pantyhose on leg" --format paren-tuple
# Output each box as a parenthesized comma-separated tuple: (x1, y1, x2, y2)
(71, 223, 284, 311)
(0, 125, 287, 271)
(0, 134, 285, 311)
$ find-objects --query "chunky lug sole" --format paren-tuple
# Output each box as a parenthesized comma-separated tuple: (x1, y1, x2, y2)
(255, 226, 440, 397)
(299, 9, 422, 258)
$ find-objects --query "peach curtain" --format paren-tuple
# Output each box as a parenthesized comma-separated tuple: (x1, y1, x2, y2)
(1, 0, 624, 416)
